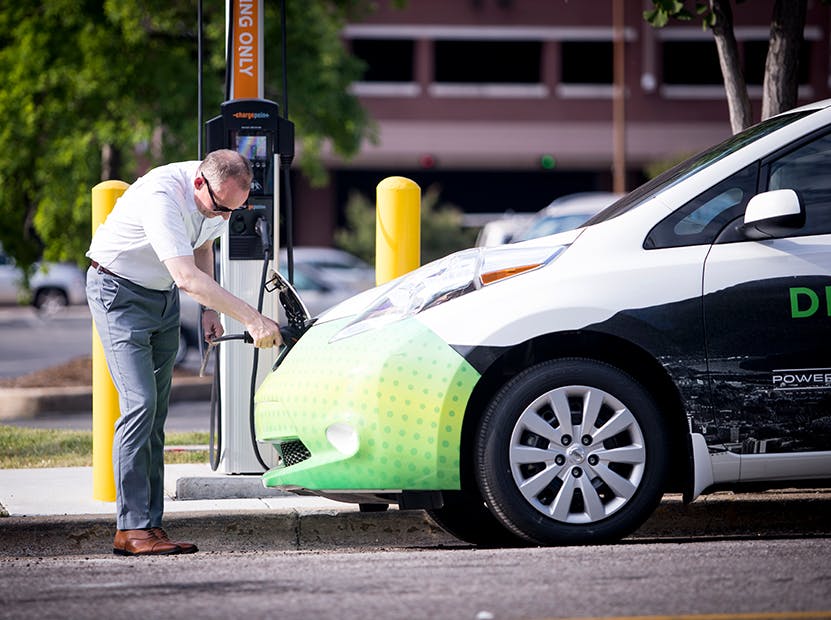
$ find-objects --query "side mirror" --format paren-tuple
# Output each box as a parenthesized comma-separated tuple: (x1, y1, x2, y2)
(741, 189, 805, 240)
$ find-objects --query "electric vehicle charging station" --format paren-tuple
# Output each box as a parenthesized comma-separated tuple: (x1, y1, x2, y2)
(205, 100, 293, 473)
(201, 0, 296, 474)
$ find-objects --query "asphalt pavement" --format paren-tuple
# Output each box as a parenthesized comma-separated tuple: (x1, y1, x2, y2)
(0, 305, 92, 378)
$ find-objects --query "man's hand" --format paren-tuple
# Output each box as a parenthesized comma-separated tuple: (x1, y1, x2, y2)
(246, 313, 284, 348)
(202, 308, 224, 343)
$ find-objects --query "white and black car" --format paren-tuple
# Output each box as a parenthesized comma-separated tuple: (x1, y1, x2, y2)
(254, 99, 831, 546)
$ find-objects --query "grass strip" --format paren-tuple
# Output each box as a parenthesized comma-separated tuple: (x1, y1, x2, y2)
(0, 426, 209, 468)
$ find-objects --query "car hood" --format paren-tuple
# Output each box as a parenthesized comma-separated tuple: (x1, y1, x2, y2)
(312, 228, 584, 325)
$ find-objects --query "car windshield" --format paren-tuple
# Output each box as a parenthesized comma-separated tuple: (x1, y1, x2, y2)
(584, 109, 817, 226)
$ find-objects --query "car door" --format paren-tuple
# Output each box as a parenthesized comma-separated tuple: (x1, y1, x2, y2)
(702, 130, 831, 482)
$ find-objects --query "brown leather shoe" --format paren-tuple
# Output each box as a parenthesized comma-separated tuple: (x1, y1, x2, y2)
(151, 527, 198, 554)
(113, 529, 181, 556)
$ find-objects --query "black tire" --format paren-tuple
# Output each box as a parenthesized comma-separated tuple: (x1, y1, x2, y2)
(426, 488, 533, 548)
(33, 288, 68, 314)
(475, 358, 669, 546)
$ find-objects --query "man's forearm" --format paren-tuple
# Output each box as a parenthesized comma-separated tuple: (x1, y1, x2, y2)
(166, 255, 260, 325)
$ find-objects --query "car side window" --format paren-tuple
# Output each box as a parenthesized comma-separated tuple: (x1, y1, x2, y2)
(764, 131, 831, 237)
(644, 163, 758, 249)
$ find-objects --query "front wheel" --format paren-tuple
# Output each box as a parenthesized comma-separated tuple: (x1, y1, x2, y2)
(475, 359, 669, 546)
(33, 288, 68, 315)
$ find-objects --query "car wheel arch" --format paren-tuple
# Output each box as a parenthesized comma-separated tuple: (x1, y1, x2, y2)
(458, 330, 691, 499)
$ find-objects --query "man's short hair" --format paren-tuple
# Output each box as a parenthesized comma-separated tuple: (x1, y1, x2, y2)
(198, 149, 253, 190)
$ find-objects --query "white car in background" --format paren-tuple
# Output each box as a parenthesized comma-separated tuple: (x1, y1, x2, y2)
(279, 247, 375, 291)
(510, 192, 623, 243)
(475, 214, 534, 247)
(0, 246, 87, 313)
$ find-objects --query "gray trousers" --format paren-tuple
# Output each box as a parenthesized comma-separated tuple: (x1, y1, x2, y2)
(86, 267, 180, 530)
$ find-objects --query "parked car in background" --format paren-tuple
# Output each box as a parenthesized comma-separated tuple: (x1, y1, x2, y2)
(510, 192, 623, 243)
(279, 247, 375, 291)
(0, 245, 86, 313)
(474, 214, 534, 247)
(29, 263, 88, 313)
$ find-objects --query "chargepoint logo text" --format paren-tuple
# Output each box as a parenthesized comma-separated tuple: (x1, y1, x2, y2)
(233, 112, 270, 120)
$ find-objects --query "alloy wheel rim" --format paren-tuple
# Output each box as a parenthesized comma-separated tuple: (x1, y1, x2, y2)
(508, 384, 646, 524)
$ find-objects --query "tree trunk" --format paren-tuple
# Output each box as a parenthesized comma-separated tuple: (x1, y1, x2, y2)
(761, 0, 807, 119)
(711, 0, 753, 133)
(100, 143, 122, 181)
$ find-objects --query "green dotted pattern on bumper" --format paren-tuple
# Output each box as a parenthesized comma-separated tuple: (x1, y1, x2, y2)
(254, 318, 480, 491)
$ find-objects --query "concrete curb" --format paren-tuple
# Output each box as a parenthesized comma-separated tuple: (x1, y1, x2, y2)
(0, 510, 458, 557)
(0, 377, 211, 420)
(175, 476, 296, 501)
(1, 491, 829, 557)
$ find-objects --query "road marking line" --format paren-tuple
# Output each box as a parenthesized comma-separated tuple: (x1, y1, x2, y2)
(543, 612, 831, 620)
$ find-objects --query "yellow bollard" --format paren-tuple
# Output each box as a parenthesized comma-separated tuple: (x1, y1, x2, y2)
(375, 176, 420, 285)
(91, 180, 128, 502)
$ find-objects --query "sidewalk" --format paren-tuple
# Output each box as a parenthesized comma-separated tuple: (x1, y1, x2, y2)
(0, 463, 344, 517)
(1, 462, 830, 557)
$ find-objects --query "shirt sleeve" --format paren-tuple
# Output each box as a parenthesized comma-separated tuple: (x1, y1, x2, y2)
(207, 220, 226, 243)
(140, 189, 194, 262)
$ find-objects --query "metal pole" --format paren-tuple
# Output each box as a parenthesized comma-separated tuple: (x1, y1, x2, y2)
(612, 0, 627, 194)
(198, 0, 204, 159)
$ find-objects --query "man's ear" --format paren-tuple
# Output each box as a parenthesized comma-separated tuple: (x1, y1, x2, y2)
(194, 176, 205, 190)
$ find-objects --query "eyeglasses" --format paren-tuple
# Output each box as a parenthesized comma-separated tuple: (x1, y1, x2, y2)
(202, 174, 248, 213)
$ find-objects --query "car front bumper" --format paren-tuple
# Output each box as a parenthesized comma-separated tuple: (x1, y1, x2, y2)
(254, 317, 480, 492)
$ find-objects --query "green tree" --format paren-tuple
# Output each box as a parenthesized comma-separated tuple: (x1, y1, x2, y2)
(335, 191, 377, 264)
(0, 0, 374, 275)
(335, 185, 478, 266)
(644, 0, 825, 133)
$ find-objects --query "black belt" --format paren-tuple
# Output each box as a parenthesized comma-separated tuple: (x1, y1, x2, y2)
(90, 260, 119, 277)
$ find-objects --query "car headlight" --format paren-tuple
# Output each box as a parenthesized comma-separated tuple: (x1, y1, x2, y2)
(330, 244, 566, 342)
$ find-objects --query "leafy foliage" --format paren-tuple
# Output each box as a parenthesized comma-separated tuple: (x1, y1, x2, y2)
(335, 191, 378, 264)
(0, 1, 373, 272)
(335, 185, 479, 266)
(644, 0, 716, 29)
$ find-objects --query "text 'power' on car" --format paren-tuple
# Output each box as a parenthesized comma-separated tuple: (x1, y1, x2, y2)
(253, 99, 831, 547)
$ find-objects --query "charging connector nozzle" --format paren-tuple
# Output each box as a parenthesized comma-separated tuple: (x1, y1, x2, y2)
(254, 215, 271, 256)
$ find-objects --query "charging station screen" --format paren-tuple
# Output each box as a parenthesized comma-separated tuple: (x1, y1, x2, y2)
(235, 135, 268, 162)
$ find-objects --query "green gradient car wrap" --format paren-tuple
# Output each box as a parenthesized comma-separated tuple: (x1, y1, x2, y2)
(254, 317, 481, 491)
